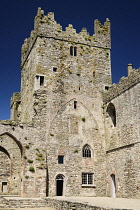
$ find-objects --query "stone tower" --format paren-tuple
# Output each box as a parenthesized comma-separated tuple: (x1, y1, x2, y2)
(1, 8, 140, 199)
(9, 8, 112, 197)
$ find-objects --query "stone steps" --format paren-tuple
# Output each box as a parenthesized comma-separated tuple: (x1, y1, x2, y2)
(0, 197, 47, 208)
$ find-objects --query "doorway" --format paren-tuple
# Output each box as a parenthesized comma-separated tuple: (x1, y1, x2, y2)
(110, 174, 116, 197)
(56, 174, 64, 196)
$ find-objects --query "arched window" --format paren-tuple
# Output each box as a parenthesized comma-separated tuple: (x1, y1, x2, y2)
(82, 144, 91, 157)
(106, 103, 116, 127)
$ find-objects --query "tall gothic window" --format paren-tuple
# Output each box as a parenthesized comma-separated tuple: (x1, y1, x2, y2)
(82, 144, 91, 157)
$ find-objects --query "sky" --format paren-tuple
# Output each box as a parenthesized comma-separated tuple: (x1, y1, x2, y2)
(0, 0, 140, 120)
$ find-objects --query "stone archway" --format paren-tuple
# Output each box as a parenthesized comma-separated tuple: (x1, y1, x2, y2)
(0, 133, 23, 195)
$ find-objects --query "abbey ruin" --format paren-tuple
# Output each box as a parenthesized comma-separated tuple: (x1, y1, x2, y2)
(0, 8, 140, 199)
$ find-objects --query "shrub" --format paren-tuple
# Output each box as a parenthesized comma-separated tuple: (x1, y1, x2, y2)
(29, 167, 35, 172)
(27, 159, 33, 163)
(81, 117, 86, 122)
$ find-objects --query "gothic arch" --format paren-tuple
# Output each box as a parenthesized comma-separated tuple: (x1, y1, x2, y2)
(0, 132, 22, 195)
(106, 103, 116, 127)
(82, 144, 92, 157)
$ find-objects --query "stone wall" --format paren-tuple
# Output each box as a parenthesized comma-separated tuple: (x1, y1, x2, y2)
(104, 76, 140, 198)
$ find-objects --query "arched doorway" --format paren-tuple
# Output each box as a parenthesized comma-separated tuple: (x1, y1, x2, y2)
(56, 174, 64, 196)
(110, 174, 116, 197)
(0, 133, 22, 195)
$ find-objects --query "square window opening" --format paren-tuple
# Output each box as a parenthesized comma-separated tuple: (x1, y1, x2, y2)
(82, 173, 93, 185)
(58, 155, 64, 164)
(53, 67, 57, 72)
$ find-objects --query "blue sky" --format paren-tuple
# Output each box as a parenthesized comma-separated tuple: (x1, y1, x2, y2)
(0, 0, 140, 120)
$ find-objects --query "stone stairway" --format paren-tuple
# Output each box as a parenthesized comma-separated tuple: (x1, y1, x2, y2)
(0, 197, 47, 208)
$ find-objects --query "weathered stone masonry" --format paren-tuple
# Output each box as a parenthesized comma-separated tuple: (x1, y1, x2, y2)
(0, 8, 139, 199)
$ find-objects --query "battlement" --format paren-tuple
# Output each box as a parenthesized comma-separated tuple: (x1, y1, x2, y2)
(103, 66, 140, 103)
(21, 8, 110, 65)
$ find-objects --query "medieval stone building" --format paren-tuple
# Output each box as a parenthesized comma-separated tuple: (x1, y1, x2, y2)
(0, 8, 139, 199)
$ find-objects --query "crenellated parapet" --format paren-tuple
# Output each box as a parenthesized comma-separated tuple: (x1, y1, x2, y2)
(21, 8, 111, 66)
(103, 67, 140, 103)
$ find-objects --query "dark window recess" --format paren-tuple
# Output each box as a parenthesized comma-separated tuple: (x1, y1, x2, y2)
(93, 71, 96, 77)
(58, 156, 64, 164)
(53, 67, 57, 72)
(74, 101, 77, 109)
(106, 103, 116, 127)
(70, 46, 73, 56)
(40, 76, 44, 86)
(105, 86, 109, 90)
(74, 47, 77, 56)
(70, 46, 77, 56)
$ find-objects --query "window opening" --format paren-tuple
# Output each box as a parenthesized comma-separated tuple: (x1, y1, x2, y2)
(82, 173, 93, 185)
(40, 76, 44, 86)
(110, 174, 116, 197)
(105, 86, 109, 90)
(53, 67, 57, 72)
(74, 47, 77, 56)
(70, 46, 77, 56)
(58, 155, 64, 164)
(2, 182, 8, 193)
(70, 46, 73, 56)
(93, 71, 96, 77)
(82, 144, 91, 157)
(106, 103, 116, 127)
(74, 101, 77, 109)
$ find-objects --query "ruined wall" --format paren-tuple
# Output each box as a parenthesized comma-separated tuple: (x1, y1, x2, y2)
(0, 121, 48, 198)
(104, 71, 140, 198)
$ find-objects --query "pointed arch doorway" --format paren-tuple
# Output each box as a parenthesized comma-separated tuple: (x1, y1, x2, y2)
(56, 174, 64, 196)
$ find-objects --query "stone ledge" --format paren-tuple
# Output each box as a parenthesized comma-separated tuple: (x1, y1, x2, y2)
(45, 197, 132, 210)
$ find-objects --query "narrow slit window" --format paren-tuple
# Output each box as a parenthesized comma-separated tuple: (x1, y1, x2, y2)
(93, 71, 96, 77)
(40, 76, 44, 86)
(74, 47, 77, 56)
(70, 46, 73, 56)
(74, 101, 77, 109)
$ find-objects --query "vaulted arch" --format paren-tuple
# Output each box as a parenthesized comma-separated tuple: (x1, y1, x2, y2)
(0, 132, 22, 195)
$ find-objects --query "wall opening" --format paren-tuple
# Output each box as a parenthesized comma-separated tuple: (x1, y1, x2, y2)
(74, 101, 77, 109)
(70, 46, 77, 56)
(53, 67, 57, 72)
(40, 76, 44, 86)
(56, 174, 64, 196)
(58, 155, 64, 164)
(106, 103, 116, 127)
(82, 144, 91, 157)
(110, 174, 116, 197)
(2, 182, 8, 193)
(74, 47, 77, 56)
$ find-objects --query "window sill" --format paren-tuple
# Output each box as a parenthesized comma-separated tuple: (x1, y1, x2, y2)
(81, 184, 96, 188)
